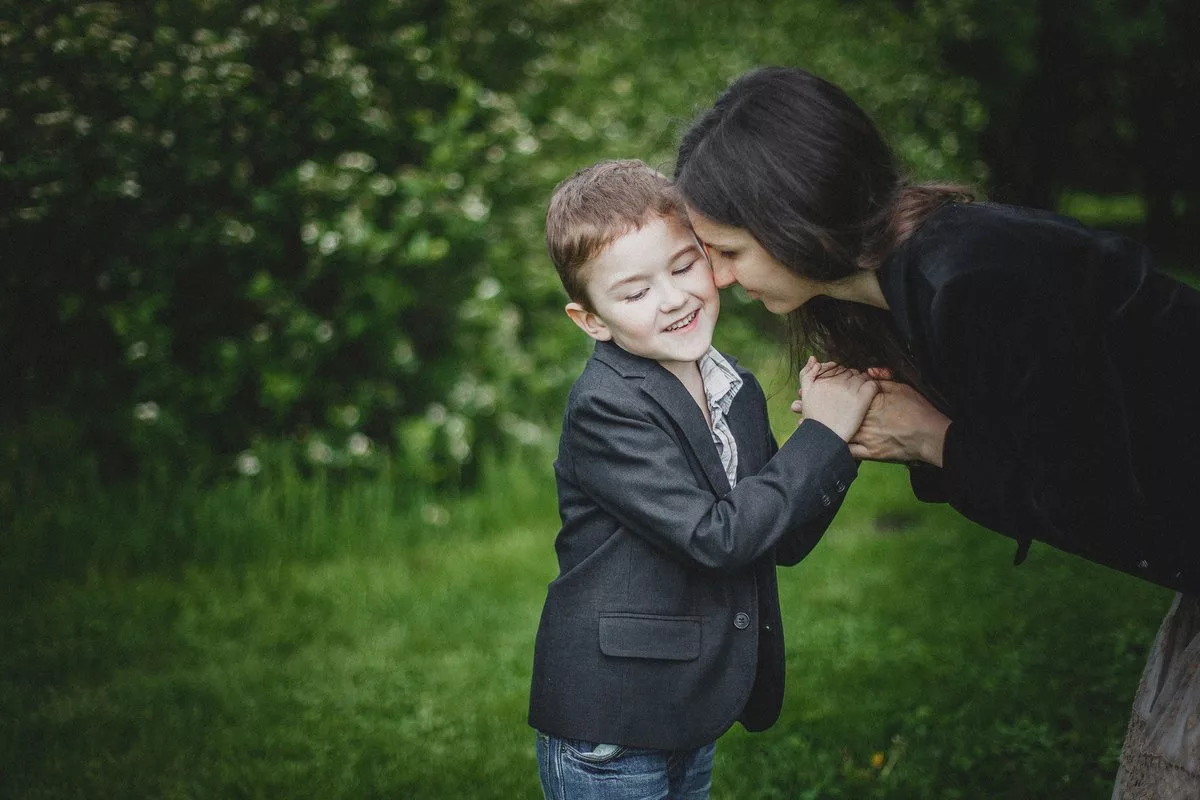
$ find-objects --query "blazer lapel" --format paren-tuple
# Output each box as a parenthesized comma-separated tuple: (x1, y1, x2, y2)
(726, 387, 766, 481)
(641, 366, 732, 497)
(593, 340, 731, 496)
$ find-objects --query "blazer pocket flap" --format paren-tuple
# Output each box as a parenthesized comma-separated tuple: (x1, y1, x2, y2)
(598, 614, 701, 661)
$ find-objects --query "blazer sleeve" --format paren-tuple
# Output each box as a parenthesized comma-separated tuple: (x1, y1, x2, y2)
(929, 266, 1147, 557)
(561, 388, 858, 572)
(761, 400, 846, 568)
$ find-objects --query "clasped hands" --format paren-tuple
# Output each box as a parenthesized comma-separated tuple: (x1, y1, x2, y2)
(795, 358, 950, 467)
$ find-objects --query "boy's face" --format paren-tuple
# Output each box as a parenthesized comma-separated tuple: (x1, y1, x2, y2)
(566, 215, 719, 374)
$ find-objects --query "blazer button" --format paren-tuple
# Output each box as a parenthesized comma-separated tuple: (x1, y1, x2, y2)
(734, 612, 750, 629)
(820, 494, 832, 507)
(835, 480, 847, 493)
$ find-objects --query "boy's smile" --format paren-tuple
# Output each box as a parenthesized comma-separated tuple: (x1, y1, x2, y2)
(565, 215, 719, 380)
(665, 309, 699, 332)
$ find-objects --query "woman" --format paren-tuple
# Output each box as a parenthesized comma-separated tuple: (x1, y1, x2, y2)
(674, 65, 1200, 797)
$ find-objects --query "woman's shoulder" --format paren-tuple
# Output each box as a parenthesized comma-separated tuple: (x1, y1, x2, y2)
(918, 201, 1085, 248)
(900, 201, 1094, 284)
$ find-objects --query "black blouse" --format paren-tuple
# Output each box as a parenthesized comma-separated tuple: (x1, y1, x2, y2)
(878, 201, 1200, 593)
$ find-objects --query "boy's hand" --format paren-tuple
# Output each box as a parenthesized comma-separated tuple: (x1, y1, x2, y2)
(795, 357, 878, 442)
(791, 365, 892, 415)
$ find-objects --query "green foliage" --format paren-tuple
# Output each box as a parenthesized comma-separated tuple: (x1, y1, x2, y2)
(3, 0, 1195, 503)
(903, 0, 1200, 256)
(0, 0, 996, 493)
(0, 0, 1003, 523)
(1, 0, 571, 485)
(507, 0, 986, 188)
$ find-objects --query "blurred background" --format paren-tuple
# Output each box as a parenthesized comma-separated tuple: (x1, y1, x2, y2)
(1, 1, 1196, 797)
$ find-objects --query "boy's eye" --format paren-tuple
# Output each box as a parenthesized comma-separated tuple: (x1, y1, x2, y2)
(624, 288, 648, 302)
(719, 249, 737, 260)
(672, 261, 695, 275)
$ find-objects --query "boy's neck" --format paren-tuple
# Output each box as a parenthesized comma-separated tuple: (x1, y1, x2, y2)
(662, 359, 713, 429)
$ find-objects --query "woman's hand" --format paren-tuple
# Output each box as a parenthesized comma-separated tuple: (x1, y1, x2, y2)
(796, 358, 878, 442)
(846, 380, 951, 466)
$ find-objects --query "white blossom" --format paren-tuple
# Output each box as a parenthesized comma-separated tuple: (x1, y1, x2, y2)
(236, 451, 261, 476)
(347, 433, 371, 457)
(133, 401, 159, 422)
(307, 440, 333, 464)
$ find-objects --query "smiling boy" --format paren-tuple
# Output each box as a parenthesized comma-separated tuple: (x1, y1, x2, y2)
(563, 196, 720, 423)
(528, 160, 873, 799)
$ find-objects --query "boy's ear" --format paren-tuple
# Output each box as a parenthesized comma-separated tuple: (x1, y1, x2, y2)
(565, 302, 612, 342)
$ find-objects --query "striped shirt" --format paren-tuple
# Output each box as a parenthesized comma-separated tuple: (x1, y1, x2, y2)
(699, 348, 744, 487)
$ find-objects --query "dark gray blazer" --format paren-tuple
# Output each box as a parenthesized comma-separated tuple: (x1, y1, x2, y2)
(528, 340, 858, 750)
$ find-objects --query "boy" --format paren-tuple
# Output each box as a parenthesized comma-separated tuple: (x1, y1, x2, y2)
(528, 160, 874, 799)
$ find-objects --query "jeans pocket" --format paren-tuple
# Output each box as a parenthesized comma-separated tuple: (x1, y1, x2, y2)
(564, 738, 626, 764)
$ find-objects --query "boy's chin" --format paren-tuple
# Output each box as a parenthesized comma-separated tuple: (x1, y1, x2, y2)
(675, 338, 715, 362)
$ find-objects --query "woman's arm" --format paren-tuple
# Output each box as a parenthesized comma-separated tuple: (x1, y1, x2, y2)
(845, 380, 950, 466)
(793, 365, 951, 502)
(913, 267, 1146, 554)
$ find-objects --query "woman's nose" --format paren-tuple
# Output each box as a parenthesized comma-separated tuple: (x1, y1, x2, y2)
(711, 260, 735, 288)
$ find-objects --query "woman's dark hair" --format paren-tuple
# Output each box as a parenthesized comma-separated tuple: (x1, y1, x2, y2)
(675, 66, 972, 383)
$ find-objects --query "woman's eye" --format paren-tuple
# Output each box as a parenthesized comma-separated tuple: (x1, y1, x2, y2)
(672, 261, 695, 275)
(719, 249, 737, 260)
(625, 288, 648, 302)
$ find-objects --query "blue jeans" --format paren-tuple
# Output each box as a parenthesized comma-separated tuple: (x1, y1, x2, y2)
(536, 731, 715, 800)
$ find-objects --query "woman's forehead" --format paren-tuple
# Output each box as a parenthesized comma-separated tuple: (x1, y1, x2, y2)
(686, 209, 747, 243)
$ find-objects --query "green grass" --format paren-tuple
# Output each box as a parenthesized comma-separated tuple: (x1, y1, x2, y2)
(1058, 192, 1147, 227)
(0, 354, 1174, 798)
(720, 463, 1167, 798)
(0, 457, 1170, 799)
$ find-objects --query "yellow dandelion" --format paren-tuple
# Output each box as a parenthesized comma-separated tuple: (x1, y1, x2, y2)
(871, 752, 886, 769)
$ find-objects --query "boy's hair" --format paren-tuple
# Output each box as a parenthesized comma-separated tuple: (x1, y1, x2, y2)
(546, 159, 688, 309)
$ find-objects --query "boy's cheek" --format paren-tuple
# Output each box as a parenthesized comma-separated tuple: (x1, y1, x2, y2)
(687, 270, 718, 296)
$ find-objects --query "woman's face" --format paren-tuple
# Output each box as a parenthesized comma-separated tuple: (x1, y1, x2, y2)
(687, 210, 822, 314)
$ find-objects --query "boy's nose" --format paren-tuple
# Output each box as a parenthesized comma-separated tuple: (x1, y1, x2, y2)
(659, 280, 687, 310)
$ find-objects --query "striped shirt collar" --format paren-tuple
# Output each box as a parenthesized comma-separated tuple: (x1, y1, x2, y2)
(699, 348, 742, 416)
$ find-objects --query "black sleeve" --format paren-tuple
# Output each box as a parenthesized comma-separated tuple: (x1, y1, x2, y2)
(930, 267, 1146, 559)
(907, 462, 947, 503)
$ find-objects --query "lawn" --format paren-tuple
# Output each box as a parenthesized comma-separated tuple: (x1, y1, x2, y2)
(0, 342, 1175, 799)
(0, 451, 1170, 799)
